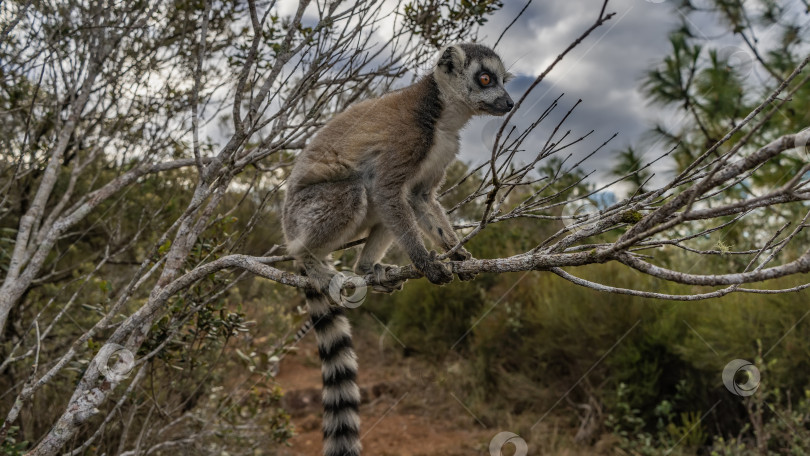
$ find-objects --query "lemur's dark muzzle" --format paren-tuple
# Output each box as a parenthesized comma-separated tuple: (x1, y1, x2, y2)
(491, 94, 514, 115)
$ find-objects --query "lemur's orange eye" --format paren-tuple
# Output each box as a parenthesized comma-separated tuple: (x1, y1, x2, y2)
(478, 73, 492, 86)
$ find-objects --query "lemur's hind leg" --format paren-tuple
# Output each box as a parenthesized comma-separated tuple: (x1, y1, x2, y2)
(300, 253, 339, 294)
(285, 180, 368, 292)
(354, 224, 404, 293)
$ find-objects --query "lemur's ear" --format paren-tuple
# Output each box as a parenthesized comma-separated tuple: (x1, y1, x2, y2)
(437, 45, 465, 74)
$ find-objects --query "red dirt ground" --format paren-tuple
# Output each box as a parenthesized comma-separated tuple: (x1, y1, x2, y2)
(272, 332, 498, 456)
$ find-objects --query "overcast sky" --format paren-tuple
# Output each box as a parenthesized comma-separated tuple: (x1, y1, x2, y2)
(456, 0, 809, 191)
(270, 0, 808, 192)
(461, 0, 681, 187)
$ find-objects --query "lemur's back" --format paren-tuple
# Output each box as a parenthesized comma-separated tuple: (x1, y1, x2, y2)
(286, 76, 442, 191)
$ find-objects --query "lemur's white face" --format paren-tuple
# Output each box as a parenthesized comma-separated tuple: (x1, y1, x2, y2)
(434, 43, 514, 116)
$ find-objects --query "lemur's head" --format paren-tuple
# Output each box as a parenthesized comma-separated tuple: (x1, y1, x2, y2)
(433, 43, 514, 116)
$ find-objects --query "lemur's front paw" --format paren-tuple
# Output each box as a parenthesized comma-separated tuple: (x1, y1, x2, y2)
(356, 263, 405, 293)
(450, 248, 477, 281)
(416, 251, 453, 285)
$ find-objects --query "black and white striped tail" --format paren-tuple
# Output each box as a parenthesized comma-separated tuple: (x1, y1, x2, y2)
(306, 289, 362, 456)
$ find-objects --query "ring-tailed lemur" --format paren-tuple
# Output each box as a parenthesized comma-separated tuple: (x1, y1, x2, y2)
(282, 43, 513, 456)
